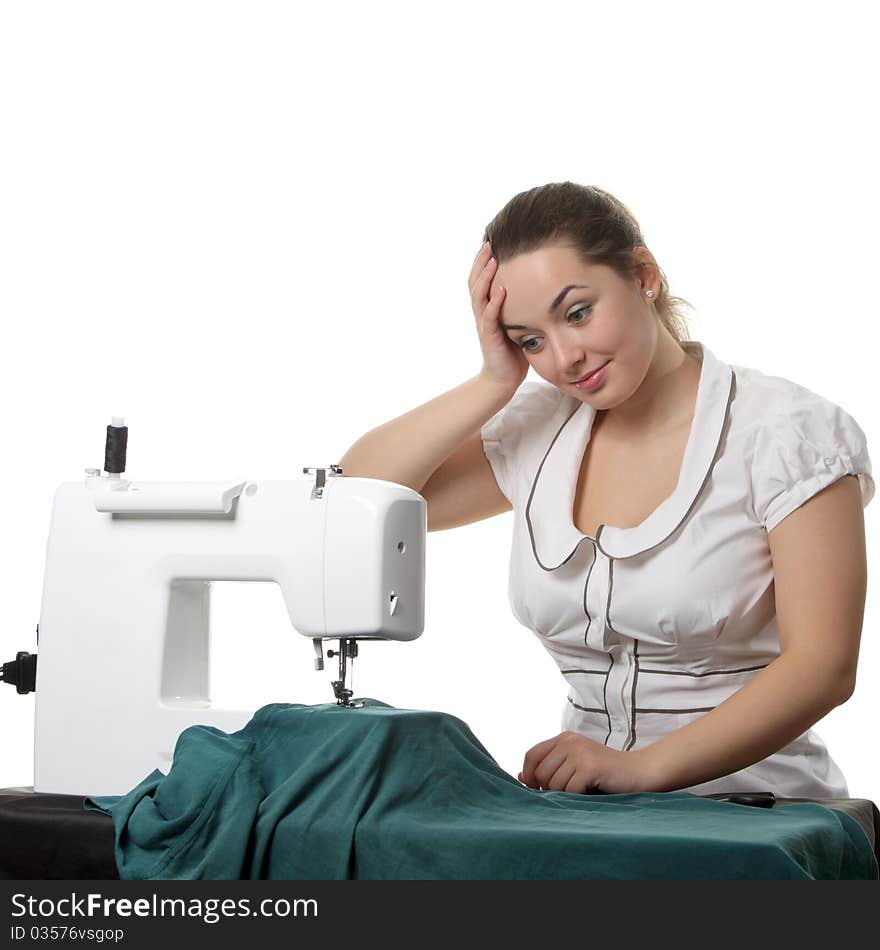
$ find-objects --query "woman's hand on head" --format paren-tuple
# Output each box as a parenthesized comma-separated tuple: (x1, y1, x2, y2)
(469, 241, 529, 391)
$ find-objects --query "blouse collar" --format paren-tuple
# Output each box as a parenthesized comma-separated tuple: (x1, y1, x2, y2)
(525, 341, 734, 568)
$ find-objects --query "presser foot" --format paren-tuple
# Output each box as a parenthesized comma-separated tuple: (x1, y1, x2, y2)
(330, 680, 364, 708)
(326, 638, 364, 708)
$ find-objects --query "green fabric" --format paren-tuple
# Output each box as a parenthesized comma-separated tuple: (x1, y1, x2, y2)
(84, 700, 878, 880)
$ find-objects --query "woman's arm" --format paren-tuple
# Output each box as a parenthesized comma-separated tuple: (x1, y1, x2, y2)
(640, 474, 866, 792)
(638, 651, 849, 792)
(340, 242, 529, 493)
(338, 373, 517, 493)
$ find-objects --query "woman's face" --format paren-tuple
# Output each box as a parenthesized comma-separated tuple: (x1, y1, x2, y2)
(495, 242, 659, 408)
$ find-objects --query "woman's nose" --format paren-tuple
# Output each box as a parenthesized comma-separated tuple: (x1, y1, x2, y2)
(549, 334, 587, 376)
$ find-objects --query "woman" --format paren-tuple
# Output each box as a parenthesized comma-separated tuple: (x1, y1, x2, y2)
(339, 182, 874, 799)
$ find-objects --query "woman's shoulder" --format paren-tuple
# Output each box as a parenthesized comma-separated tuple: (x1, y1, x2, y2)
(508, 376, 569, 406)
(730, 358, 875, 529)
(479, 378, 572, 504)
(481, 377, 571, 441)
(729, 357, 862, 430)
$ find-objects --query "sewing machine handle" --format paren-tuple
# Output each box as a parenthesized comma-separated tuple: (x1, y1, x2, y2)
(87, 479, 247, 514)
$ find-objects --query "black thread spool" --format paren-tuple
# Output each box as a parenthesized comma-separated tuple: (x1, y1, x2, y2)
(104, 417, 128, 475)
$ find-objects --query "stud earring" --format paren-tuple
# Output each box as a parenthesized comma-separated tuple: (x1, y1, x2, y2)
(646, 290, 655, 299)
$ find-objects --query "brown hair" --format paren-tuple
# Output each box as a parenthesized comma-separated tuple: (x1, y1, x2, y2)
(482, 181, 693, 345)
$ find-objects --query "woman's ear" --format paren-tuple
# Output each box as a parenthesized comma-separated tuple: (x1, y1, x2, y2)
(631, 247, 660, 295)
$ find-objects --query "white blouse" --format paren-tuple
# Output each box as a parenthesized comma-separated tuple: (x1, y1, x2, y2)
(480, 340, 874, 798)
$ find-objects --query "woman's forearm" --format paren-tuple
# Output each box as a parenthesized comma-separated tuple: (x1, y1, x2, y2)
(338, 373, 517, 493)
(637, 652, 852, 792)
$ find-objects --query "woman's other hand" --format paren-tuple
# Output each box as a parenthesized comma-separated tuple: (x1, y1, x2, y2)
(518, 731, 657, 794)
(469, 241, 529, 391)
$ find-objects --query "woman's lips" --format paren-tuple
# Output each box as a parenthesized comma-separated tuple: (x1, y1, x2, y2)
(575, 360, 610, 391)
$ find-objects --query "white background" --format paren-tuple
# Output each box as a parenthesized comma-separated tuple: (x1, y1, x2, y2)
(1, 1, 877, 800)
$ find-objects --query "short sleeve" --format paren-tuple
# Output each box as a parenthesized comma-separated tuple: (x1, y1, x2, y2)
(480, 379, 563, 503)
(750, 391, 874, 533)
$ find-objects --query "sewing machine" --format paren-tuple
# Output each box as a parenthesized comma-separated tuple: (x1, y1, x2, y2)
(31, 418, 426, 796)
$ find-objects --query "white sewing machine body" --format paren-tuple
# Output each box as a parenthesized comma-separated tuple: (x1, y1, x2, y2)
(33, 472, 426, 796)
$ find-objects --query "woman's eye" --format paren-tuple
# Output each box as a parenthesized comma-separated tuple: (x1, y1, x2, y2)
(519, 305, 592, 351)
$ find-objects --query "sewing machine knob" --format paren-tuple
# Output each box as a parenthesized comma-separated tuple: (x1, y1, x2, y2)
(327, 641, 358, 659)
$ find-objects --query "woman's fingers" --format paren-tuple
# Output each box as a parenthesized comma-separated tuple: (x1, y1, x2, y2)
(470, 258, 497, 313)
(521, 735, 561, 788)
(468, 240, 491, 286)
(468, 242, 494, 302)
(547, 761, 578, 792)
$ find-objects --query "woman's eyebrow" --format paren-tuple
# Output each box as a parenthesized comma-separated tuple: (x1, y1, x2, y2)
(501, 284, 591, 332)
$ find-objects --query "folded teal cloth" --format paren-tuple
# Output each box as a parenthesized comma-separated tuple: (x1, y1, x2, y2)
(84, 700, 878, 880)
